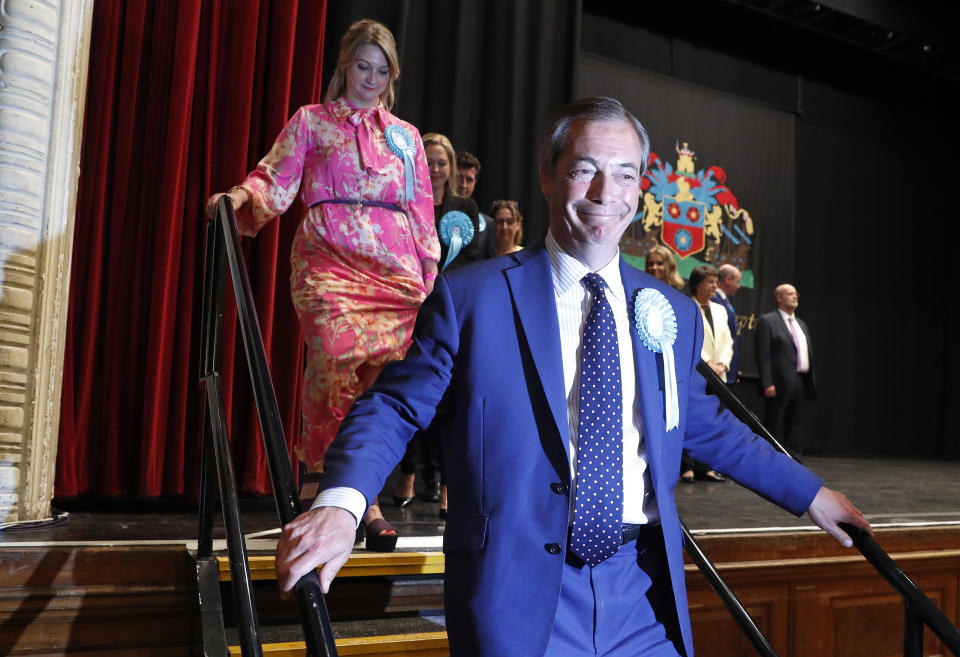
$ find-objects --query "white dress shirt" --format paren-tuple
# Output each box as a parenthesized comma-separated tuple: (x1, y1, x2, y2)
(545, 232, 657, 525)
(778, 308, 810, 373)
(314, 234, 658, 526)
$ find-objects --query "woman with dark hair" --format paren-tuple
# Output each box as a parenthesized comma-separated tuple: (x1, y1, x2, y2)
(682, 265, 732, 483)
(491, 200, 524, 256)
(205, 19, 439, 551)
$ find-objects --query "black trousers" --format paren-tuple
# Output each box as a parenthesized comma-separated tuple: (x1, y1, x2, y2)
(764, 377, 809, 455)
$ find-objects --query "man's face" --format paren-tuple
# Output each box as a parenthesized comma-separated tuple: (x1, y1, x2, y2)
(777, 285, 799, 312)
(457, 167, 478, 198)
(719, 269, 741, 296)
(540, 119, 643, 266)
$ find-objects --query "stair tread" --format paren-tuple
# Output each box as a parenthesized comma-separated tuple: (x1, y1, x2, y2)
(227, 615, 446, 644)
(219, 550, 446, 581)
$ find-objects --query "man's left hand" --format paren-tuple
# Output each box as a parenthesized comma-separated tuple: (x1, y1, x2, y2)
(807, 486, 872, 548)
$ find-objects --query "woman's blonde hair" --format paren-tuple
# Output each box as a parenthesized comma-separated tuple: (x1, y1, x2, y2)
(490, 200, 524, 246)
(422, 133, 458, 200)
(324, 19, 400, 110)
(646, 244, 684, 290)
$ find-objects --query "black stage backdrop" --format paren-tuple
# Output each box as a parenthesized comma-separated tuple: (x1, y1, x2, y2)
(581, 5, 960, 459)
(323, 0, 581, 240)
(577, 52, 796, 379)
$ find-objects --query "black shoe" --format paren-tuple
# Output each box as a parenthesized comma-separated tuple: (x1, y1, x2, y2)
(681, 470, 696, 484)
(701, 470, 727, 482)
(392, 495, 414, 508)
(438, 507, 447, 520)
(419, 482, 441, 503)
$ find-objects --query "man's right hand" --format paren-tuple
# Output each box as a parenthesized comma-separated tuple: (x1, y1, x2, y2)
(275, 506, 357, 597)
(763, 385, 776, 398)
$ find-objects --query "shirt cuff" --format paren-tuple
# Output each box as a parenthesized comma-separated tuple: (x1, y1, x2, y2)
(311, 487, 368, 528)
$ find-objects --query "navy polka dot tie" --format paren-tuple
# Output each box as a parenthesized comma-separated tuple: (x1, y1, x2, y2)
(570, 273, 624, 567)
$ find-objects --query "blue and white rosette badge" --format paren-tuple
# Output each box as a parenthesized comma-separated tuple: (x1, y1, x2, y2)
(438, 211, 474, 271)
(633, 288, 680, 431)
(385, 125, 417, 201)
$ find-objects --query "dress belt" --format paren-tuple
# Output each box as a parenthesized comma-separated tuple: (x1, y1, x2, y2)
(310, 198, 404, 212)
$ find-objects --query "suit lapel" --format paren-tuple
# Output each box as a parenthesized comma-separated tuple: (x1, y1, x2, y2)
(504, 246, 570, 464)
(621, 262, 669, 491)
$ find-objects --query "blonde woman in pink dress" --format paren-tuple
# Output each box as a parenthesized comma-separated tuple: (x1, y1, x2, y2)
(205, 20, 439, 551)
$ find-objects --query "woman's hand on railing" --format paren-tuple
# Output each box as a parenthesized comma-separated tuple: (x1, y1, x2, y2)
(205, 186, 250, 220)
(275, 506, 357, 597)
(807, 486, 873, 548)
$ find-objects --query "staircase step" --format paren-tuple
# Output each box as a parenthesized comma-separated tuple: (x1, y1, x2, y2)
(228, 631, 449, 656)
(220, 551, 445, 581)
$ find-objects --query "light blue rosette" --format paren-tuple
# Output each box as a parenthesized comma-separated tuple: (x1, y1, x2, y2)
(633, 288, 680, 431)
(385, 125, 417, 201)
(438, 211, 474, 271)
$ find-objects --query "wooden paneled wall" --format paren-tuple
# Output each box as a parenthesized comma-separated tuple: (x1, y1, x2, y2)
(686, 527, 960, 657)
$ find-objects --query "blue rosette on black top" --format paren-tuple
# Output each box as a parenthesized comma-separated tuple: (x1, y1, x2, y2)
(633, 288, 680, 431)
(385, 125, 418, 201)
(438, 211, 474, 271)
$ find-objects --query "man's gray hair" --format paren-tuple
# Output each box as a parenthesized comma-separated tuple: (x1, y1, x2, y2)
(539, 96, 651, 175)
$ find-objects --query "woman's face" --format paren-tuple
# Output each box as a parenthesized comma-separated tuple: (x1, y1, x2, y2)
(646, 252, 668, 281)
(344, 44, 390, 108)
(696, 274, 718, 302)
(426, 144, 450, 193)
(495, 207, 519, 244)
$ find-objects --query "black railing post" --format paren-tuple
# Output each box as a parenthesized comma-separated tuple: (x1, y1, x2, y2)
(681, 522, 780, 657)
(205, 373, 264, 657)
(198, 216, 227, 557)
(904, 604, 924, 657)
(214, 197, 338, 657)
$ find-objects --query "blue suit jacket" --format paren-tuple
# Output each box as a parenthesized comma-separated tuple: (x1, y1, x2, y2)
(712, 291, 738, 384)
(320, 242, 823, 657)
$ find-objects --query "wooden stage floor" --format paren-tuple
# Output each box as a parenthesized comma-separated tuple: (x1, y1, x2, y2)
(2, 456, 958, 547)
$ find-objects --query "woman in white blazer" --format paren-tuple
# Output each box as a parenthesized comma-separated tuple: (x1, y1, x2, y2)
(682, 265, 733, 483)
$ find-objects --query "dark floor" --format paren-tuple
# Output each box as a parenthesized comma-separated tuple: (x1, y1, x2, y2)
(2, 456, 957, 546)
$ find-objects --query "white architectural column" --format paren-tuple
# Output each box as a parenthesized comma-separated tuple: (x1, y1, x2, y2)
(0, 0, 94, 521)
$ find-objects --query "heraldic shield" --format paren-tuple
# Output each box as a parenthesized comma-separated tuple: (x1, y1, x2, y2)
(662, 196, 706, 258)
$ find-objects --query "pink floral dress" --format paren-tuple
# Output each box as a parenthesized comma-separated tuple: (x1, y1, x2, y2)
(238, 97, 440, 470)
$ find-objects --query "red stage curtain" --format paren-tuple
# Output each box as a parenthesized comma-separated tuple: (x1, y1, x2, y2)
(56, 0, 327, 499)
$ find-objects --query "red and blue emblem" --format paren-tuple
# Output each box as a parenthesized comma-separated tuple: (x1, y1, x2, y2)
(662, 196, 706, 258)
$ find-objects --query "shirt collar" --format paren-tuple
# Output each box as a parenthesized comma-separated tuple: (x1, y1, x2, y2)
(544, 231, 625, 302)
(715, 288, 728, 301)
(778, 308, 795, 321)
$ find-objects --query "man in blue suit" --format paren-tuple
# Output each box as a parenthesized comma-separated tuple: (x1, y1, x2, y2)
(276, 97, 870, 657)
(712, 264, 741, 384)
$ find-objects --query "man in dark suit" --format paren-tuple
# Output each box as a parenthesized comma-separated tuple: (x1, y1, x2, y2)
(712, 264, 741, 384)
(276, 98, 867, 657)
(756, 283, 817, 455)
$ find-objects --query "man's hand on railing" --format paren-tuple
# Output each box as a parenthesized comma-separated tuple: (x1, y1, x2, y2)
(275, 506, 357, 598)
(807, 486, 873, 548)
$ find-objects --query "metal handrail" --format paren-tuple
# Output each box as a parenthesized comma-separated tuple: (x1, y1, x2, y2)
(696, 361, 960, 657)
(197, 197, 338, 657)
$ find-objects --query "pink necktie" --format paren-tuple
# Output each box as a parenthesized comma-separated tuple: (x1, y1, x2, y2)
(788, 317, 802, 371)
